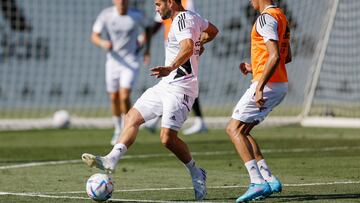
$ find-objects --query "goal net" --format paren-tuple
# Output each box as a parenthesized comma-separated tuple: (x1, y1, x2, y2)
(301, 0, 360, 128)
(0, 0, 357, 130)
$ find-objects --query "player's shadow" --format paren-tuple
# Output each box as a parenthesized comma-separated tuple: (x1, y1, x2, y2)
(269, 193, 360, 202)
(202, 193, 360, 202)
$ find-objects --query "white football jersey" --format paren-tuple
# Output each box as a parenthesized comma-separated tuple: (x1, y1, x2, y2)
(93, 7, 145, 63)
(158, 10, 209, 98)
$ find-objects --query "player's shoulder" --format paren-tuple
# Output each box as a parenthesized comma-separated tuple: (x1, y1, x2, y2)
(256, 13, 277, 29)
(258, 7, 286, 23)
(174, 10, 205, 25)
(98, 6, 115, 18)
(174, 10, 194, 21)
(101, 6, 115, 15)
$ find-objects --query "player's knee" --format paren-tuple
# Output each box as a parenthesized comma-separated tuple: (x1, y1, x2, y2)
(225, 123, 234, 136)
(226, 122, 239, 136)
(160, 132, 175, 148)
(124, 109, 142, 127)
(119, 89, 131, 100)
(226, 122, 246, 137)
(119, 94, 130, 103)
(110, 94, 120, 104)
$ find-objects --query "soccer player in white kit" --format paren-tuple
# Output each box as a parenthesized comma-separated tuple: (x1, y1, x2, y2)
(82, 0, 218, 200)
(145, 0, 209, 135)
(91, 0, 151, 145)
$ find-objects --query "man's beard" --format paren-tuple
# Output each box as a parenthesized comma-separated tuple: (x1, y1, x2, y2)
(161, 10, 172, 20)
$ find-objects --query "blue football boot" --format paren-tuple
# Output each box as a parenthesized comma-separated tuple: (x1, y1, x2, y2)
(236, 182, 272, 203)
(267, 177, 282, 194)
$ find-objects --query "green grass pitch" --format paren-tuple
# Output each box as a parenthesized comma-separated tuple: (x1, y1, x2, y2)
(0, 125, 359, 202)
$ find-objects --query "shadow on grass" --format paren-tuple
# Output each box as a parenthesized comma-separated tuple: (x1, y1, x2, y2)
(172, 193, 360, 202)
(270, 193, 360, 202)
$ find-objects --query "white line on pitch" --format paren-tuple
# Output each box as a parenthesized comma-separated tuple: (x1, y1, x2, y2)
(0, 192, 211, 203)
(0, 160, 81, 170)
(43, 181, 360, 194)
(1, 181, 359, 202)
(1, 146, 359, 170)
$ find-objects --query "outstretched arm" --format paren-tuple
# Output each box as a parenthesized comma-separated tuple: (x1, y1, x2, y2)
(91, 32, 112, 50)
(199, 22, 218, 55)
(200, 22, 218, 45)
(150, 39, 194, 78)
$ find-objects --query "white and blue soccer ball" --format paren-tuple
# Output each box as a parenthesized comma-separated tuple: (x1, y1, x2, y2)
(86, 173, 114, 202)
(52, 110, 70, 128)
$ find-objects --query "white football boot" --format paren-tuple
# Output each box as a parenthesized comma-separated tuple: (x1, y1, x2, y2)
(81, 153, 116, 174)
(192, 168, 207, 200)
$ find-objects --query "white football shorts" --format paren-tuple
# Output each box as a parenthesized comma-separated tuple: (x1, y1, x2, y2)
(105, 58, 140, 93)
(133, 83, 195, 131)
(231, 82, 288, 124)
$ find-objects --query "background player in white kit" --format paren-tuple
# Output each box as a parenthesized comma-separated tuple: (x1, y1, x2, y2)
(91, 0, 151, 145)
(82, 0, 218, 200)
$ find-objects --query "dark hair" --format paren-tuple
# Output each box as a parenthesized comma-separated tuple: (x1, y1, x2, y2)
(161, 0, 182, 5)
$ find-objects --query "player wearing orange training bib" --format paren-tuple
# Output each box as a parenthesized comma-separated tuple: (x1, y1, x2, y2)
(226, 0, 292, 202)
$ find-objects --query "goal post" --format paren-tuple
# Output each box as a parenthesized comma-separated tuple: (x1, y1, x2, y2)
(301, 0, 360, 128)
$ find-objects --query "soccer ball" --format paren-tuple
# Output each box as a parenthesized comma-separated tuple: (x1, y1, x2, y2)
(86, 173, 114, 202)
(52, 110, 70, 128)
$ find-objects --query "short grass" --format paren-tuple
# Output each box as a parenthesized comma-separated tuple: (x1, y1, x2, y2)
(0, 125, 359, 202)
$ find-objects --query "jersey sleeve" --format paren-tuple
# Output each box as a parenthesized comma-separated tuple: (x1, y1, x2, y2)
(173, 17, 195, 43)
(198, 16, 209, 32)
(256, 14, 279, 42)
(92, 11, 106, 33)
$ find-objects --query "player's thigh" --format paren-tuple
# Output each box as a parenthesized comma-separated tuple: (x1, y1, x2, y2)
(105, 59, 121, 93)
(231, 83, 258, 123)
(161, 92, 194, 132)
(125, 108, 146, 126)
(133, 85, 163, 123)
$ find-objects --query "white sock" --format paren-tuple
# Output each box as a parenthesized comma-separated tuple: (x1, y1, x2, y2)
(245, 159, 265, 184)
(112, 116, 122, 133)
(257, 159, 275, 182)
(105, 143, 127, 164)
(185, 159, 200, 177)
